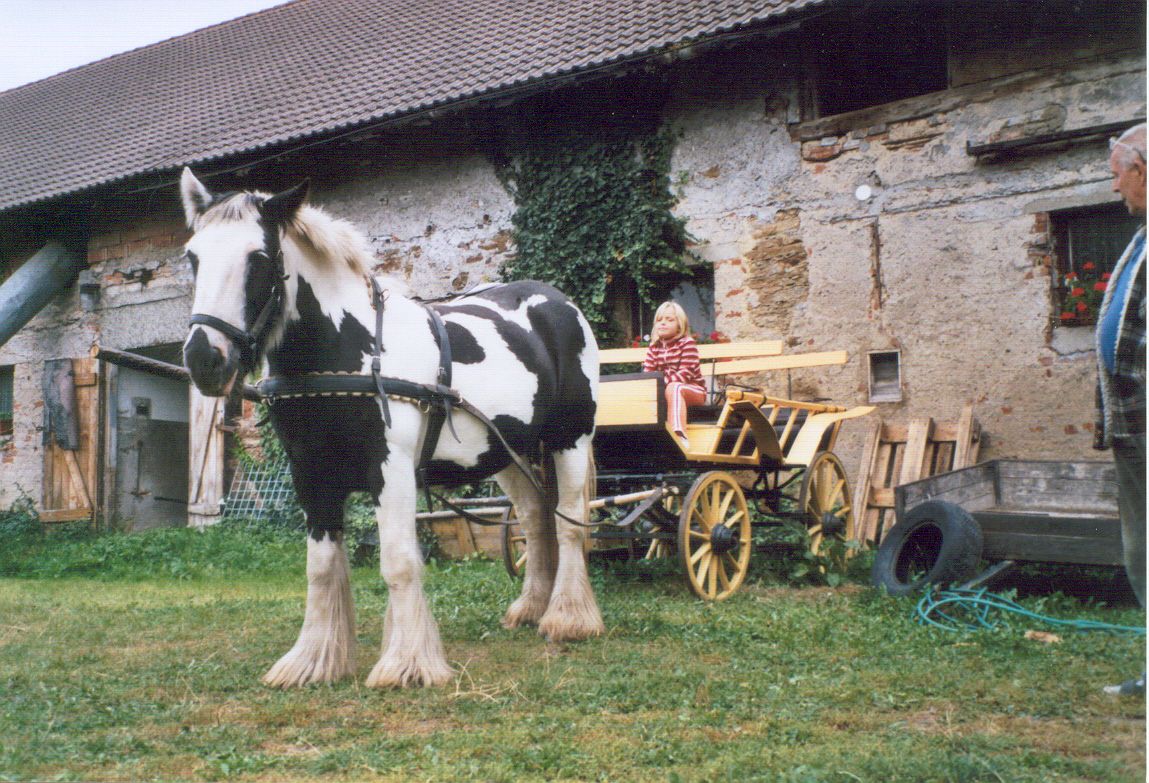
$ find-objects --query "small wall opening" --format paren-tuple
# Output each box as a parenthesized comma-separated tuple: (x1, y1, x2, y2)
(868, 350, 902, 403)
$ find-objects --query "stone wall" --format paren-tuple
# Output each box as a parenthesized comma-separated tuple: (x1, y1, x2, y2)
(0, 9, 1144, 516)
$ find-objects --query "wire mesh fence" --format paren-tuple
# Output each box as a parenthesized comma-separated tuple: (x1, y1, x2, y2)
(221, 457, 303, 527)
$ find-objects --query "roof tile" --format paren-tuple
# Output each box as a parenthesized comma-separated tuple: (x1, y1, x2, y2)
(0, 0, 824, 211)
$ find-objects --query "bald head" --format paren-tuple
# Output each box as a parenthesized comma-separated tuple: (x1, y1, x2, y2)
(1110, 123, 1147, 217)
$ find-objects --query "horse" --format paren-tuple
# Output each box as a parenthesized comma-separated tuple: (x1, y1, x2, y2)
(178, 168, 604, 688)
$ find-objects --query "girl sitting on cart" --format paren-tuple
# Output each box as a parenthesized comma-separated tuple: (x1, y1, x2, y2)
(643, 301, 706, 449)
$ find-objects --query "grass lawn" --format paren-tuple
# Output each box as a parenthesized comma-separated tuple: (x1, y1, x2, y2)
(0, 527, 1144, 782)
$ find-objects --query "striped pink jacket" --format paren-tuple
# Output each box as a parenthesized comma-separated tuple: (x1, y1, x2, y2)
(643, 336, 704, 388)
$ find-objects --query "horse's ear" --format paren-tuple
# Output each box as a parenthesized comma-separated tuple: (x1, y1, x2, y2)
(180, 168, 213, 228)
(260, 180, 310, 225)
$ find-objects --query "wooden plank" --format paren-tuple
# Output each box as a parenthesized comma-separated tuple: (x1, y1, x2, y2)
(595, 376, 662, 428)
(978, 509, 1123, 565)
(704, 350, 849, 377)
(952, 404, 977, 468)
(896, 462, 998, 513)
(855, 425, 896, 543)
(39, 508, 94, 523)
(40, 358, 99, 525)
(897, 418, 934, 485)
(868, 487, 896, 508)
(599, 340, 784, 365)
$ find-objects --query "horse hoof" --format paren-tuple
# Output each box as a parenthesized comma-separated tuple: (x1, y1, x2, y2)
(365, 657, 454, 688)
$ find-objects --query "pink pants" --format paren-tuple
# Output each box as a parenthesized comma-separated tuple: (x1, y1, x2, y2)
(665, 382, 706, 435)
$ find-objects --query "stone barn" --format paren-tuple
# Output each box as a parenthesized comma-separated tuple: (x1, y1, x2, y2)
(0, 0, 1144, 532)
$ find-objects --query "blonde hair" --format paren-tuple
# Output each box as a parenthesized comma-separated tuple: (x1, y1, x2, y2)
(652, 301, 690, 343)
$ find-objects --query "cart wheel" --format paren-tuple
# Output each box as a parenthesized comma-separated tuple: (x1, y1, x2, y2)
(678, 472, 752, 600)
(500, 506, 593, 577)
(798, 451, 855, 563)
(500, 507, 526, 579)
(642, 490, 680, 560)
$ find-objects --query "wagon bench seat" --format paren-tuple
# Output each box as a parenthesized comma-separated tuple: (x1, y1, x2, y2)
(594, 346, 873, 469)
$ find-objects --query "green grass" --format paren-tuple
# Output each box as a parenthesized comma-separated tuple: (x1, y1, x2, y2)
(0, 525, 1144, 782)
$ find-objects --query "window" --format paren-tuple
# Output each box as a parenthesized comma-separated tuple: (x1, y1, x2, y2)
(627, 265, 716, 344)
(1051, 204, 1143, 326)
(0, 366, 12, 436)
(867, 351, 902, 403)
(805, 4, 949, 118)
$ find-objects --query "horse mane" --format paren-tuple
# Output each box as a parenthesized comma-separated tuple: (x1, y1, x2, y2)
(195, 190, 375, 279)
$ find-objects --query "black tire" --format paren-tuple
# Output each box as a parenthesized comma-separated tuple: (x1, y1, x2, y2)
(871, 500, 983, 596)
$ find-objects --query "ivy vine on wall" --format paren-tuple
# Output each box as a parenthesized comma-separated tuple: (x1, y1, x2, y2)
(497, 124, 690, 343)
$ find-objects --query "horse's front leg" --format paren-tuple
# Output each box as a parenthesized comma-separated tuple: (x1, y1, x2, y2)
(263, 505, 357, 687)
(365, 453, 453, 688)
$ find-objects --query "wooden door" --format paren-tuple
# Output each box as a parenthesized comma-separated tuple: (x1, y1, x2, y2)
(40, 358, 99, 523)
(187, 387, 226, 528)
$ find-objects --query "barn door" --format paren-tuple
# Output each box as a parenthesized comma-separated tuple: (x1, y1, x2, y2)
(187, 387, 226, 528)
(41, 357, 100, 523)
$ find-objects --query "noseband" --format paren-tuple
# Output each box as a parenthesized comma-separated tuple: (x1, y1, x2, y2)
(188, 250, 286, 371)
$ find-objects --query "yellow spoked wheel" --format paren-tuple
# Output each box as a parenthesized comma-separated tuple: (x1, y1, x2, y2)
(500, 507, 526, 579)
(642, 489, 681, 560)
(500, 506, 594, 578)
(678, 472, 752, 600)
(798, 451, 855, 564)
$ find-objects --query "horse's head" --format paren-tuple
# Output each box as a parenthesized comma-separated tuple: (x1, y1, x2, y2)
(180, 168, 309, 396)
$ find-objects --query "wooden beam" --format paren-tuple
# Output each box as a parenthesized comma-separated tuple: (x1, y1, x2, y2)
(703, 350, 848, 376)
(599, 340, 784, 365)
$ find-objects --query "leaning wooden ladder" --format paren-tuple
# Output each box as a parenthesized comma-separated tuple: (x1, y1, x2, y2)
(851, 404, 981, 545)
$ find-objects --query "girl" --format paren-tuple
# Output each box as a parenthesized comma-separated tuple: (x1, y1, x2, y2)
(643, 301, 705, 449)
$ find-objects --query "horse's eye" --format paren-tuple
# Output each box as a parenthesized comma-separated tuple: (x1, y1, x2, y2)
(249, 250, 272, 263)
(184, 250, 199, 274)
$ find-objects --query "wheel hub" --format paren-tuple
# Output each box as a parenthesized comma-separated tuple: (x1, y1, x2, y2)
(820, 511, 846, 537)
(710, 523, 739, 554)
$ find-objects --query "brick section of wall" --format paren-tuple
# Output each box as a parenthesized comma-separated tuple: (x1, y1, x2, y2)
(88, 216, 187, 265)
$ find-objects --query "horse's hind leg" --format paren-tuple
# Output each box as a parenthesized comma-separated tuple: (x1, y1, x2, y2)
(538, 437, 605, 642)
(365, 454, 453, 688)
(496, 465, 557, 629)
(263, 509, 357, 687)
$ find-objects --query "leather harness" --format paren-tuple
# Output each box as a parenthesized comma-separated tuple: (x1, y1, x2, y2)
(189, 263, 566, 527)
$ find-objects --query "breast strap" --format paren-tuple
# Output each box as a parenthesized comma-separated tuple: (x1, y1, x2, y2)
(256, 285, 545, 505)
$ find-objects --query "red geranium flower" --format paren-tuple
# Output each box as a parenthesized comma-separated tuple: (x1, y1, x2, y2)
(1070, 287, 1086, 297)
(1060, 312, 1075, 321)
(1083, 261, 1096, 271)
(1094, 282, 1107, 292)
(1076, 301, 1088, 312)
(1066, 272, 1078, 281)
(1102, 272, 1112, 281)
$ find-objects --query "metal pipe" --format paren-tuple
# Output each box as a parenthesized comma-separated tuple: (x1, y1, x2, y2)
(0, 242, 85, 349)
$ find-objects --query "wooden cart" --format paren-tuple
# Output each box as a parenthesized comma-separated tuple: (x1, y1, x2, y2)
(872, 460, 1122, 594)
(501, 342, 875, 600)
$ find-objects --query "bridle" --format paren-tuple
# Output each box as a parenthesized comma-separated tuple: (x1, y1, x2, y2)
(188, 249, 287, 373)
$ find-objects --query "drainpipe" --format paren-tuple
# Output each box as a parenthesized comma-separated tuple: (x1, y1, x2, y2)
(0, 241, 86, 349)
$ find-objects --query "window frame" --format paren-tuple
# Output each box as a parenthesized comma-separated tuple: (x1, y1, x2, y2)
(1049, 202, 1142, 328)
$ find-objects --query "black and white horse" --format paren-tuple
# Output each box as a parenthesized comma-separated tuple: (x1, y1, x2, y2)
(179, 168, 603, 688)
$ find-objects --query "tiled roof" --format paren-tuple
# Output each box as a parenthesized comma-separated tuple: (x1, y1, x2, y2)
(0, 0, 826, 213)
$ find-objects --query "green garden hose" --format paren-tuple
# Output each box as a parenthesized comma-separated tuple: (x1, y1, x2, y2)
(914, 586, 1146, 635)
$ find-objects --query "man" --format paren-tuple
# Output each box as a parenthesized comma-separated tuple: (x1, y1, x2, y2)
(1096, 123, 1146, 697)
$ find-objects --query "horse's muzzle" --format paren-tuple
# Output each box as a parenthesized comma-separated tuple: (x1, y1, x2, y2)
(184, 326, 239, 396)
